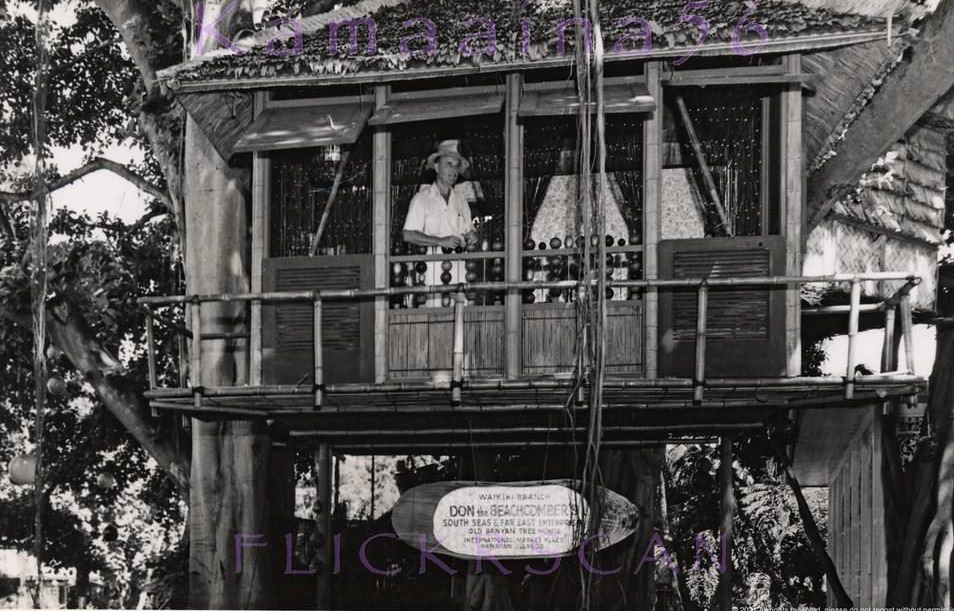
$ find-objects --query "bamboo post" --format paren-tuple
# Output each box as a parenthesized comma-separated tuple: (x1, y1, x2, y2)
(846, 279, 861, 400)
(452, 289, 465, 406)
(309, 149, 353, 256)
(144, 312, 157, 390)
(694, 283, 709, 403)
(882, 306, 897, 372)
(315, 444, 333, 609)
(899, 293, 915, 374)
(674, 95, 734, 237)
(718, 436, 734, 611)
(313, 293, 323, 410)
(190, 300, 202, 409)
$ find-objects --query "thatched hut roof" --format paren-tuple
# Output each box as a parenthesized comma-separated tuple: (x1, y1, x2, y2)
(159, 0, 892, 90)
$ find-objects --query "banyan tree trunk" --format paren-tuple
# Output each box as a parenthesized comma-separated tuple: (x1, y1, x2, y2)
(888, 324, 954, 606)
(184, 115, 275, 608)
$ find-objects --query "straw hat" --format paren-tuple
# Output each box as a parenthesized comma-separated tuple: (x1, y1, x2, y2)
(426, 140, 471, 172)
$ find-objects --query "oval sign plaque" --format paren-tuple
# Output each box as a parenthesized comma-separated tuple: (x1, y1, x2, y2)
(433, 484, 588, 558)
(391, 480, 638, 559)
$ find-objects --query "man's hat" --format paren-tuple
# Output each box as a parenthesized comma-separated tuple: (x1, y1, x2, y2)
(426, 140, 471, 172)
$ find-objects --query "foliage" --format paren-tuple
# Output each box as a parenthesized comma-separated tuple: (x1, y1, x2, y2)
(665, 437, 827, 610)
(0, 207, 186, 607)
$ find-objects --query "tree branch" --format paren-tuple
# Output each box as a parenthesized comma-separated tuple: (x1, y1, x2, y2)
(4, 307, 191, 499)
(0, 157, 172, 210)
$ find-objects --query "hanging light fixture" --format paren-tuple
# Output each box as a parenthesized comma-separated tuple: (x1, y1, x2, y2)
(8, 454, 37, 485)
(324, 144, 341, 163)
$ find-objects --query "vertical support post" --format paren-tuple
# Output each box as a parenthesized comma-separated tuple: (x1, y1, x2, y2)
(693, 283, 708, 403)
(643, 61, 662, 378)
(313, 293, 323, 410)
(718, 435, 735, 611)
(373, 86, 391, 384)
(315, 444, 333, 610)
(452, 289, 465, 406)
(783, 53, 803, 377)
(144, 312, 157, 390)
(505, 73, 523, 379)
(190, 299, 202, 409)
(882, 306, 897, 372)
(250, 91, 269, 386)
(899, 293, 915, 374)
(846, 278, 861, 399)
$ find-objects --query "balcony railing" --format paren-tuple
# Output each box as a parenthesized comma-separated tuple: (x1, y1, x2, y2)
(139, 272, 922, 413)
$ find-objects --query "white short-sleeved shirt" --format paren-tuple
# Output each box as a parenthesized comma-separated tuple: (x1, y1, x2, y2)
(402, 183, 475, 238)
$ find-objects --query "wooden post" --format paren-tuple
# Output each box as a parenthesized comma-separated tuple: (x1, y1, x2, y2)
(783, 54, 803, 377)
(373, 85, 390, 383)
(313, 294, 323, 409)
(504, 73, 523, 379)
(674, 95, 733, 237)
(846, 279, 861, 399)
(190, 300, 202, 409)
(694, 283, 708, 403)
(145, 313, 157, 390)
(899, 293, 915, 374)
(643, 61, 662, 379)
(718, 436, 734, 611)
(882, 306, 897, 372)
(250, 91, 269, 387)
(452, 289, 465, 406)
(315, 444, 333, 609)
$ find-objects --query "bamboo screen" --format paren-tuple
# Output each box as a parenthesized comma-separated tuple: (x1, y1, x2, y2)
(664, 88, 766, 237)
(269, 133, 373, 258)
(521, 114, 644, 304)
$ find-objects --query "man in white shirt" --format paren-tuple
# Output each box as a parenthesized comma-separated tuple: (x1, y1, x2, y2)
(403, 140, 478, 249)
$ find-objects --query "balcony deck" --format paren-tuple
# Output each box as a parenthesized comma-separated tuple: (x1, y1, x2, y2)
(141, 272, 925, 449)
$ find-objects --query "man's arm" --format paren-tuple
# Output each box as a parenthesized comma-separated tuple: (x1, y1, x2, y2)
(403, 230, 464, 249)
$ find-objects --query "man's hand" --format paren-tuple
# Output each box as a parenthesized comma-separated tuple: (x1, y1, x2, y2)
(440, 235, 465, 249)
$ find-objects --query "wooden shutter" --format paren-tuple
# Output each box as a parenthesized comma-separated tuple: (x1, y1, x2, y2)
(671, 249, 771, 341)
(263, 255, 373, 385)
(659, 237, 785, 377)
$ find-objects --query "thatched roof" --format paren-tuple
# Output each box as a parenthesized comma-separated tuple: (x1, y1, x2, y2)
(159, 0, 891, 90)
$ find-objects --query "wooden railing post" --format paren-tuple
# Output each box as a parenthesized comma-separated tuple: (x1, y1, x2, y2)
(144, 311, 157, 390)
(452, 288, 465, 406)
(899, 292, 915, 374)
(846, 279, 861, 399)
(190, 298, 202, 409)
(882, 305, 897, 372)
(313, 292, 323, 410)
(694, 282, 709, 403)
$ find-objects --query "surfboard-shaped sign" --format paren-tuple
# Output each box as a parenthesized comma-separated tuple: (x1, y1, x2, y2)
(391, 480, 638, 559)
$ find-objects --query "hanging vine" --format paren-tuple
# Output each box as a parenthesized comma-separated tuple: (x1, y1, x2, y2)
(30, 0, 51, 606)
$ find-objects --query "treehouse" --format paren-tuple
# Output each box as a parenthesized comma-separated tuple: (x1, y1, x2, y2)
(144, 0, 948, 607)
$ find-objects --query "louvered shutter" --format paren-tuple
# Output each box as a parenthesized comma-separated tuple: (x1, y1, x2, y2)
(263, 256, 373, 385)
(659, 237, 786, 377)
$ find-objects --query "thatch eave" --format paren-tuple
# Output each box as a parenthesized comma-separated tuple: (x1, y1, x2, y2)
(160, 28, 893, 94)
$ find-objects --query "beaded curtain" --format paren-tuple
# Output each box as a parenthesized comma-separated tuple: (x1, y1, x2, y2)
(389, 115, 505, 254)
(523, 115, 644, 243)
(269, 133, 374, 257)
(667, 88, 764, 237)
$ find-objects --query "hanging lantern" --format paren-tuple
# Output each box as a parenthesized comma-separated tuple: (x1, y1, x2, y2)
(96, 470, 117, 490)
(8, 455, 37, 485)
(102, 524, 119, 543)
(46, 375, 67, 397)
(45, 345, 62, 361)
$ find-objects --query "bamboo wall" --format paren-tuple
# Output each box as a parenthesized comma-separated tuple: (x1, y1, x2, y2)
(804, 123, 946, 310)
(828, 407, 886, 608)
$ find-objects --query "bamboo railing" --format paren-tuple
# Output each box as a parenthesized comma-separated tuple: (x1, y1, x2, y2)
(140, 272, 922, 410)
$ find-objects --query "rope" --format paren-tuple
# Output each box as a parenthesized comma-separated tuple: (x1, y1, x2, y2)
(31, 0, 51, 606)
